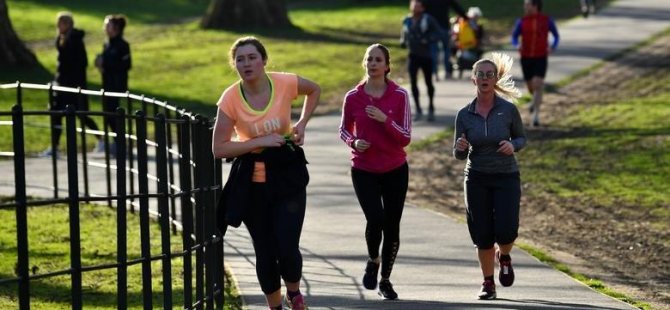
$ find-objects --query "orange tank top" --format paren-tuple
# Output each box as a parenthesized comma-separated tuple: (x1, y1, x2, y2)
(217, 72, 298, 182)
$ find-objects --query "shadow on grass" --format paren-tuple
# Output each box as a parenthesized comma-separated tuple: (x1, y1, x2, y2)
(0, 272, 191, 308)
(525, 126, 670, 142)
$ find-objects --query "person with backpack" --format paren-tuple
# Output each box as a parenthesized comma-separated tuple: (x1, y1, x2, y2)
(400, 0, 441, 121)
(511, 0, 560, 127)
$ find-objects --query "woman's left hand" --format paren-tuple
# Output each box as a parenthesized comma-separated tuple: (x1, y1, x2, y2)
(291, 120, 307, 145)
(497, 140, 515, 156)
(365, 105, 387, 123)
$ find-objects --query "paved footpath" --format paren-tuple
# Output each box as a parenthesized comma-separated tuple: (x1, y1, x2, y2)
(225, 1, 669, 309)
(1, 1, 668, 309)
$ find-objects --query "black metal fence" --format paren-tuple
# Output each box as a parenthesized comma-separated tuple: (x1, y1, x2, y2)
(0, 82, 225, 309)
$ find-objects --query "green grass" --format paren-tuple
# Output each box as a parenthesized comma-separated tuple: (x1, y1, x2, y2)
(0, 0, 589, 154)
(519, 90, 670, 214)
(0, 203, 240, 309)
(517, 243, 652, 310)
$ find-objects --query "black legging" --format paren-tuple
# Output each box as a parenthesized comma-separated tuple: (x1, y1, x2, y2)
(351, 162, 408, 279)
(408, 54, 435, 115)
(243, 183, 306, 294)
(50, 91, 99, 147)
(464, 170, 520, 249)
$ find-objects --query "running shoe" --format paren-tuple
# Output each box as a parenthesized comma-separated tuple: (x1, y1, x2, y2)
(497, 250, 515, 287)
(362, 260, 379, 290)
(478, 279, 496, 300)
(378, 279, 398, 300)
(285, 293, 307, 310)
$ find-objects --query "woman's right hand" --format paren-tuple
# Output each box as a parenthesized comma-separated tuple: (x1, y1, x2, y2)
(455, 133, 469, 152)
(354, 139, 371, 152)
(255, 133, 287, 148)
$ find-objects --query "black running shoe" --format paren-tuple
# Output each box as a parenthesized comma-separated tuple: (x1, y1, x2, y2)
(378, 279, 398, 300)
(477, 279, 496, 300)
(362, 260, 379, 290)
(497, 250, 515, 287)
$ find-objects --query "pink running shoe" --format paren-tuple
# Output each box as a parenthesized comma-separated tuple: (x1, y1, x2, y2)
(285, 293, 308, 310)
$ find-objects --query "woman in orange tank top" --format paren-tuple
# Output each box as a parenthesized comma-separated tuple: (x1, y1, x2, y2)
(212, 36, 320, 310)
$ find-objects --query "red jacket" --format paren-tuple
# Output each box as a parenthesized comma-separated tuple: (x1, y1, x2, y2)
(339, 80, 411, 173)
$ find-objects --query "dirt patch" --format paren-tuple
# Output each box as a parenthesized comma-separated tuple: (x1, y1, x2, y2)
(407, 35, 670, 309)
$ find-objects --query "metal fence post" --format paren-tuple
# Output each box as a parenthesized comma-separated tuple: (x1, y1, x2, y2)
(178, 115, 194, 309)
(135, 110, 153, 309)
(12, 103, 30, 310)
(155, 114, 173, 308)
(115, 108, 128, 309)
(65, 104, 82, 310)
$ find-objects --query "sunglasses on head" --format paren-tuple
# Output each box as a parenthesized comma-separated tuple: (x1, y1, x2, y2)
(475, 71, 496, 79)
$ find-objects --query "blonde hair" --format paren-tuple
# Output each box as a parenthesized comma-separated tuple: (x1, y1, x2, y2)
(472, 52, 521, 102)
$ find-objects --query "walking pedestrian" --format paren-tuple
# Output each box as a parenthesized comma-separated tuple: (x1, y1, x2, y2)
(400, 0, 441, 121)
(95, 14, 131, 153)
(453, 53, 526, 300)
(42, 12, 102, 157)
(339, 43, 411, 300)
(422, 0, 468, 80)
(511, 0, 559, 126)
(212, 36, 320, 310)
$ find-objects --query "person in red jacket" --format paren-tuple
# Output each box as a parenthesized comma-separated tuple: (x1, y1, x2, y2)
(339, 43, 411, 300)
(511, 0, 559, 127)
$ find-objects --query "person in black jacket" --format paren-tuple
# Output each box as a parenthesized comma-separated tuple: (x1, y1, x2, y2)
(422, 0, 468, 80)
(95, 14, 131, 152)
(42, 12, 102, 157)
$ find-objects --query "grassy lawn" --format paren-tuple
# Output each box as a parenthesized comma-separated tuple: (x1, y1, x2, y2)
(0, 203, 240, 309)
(519, 79, 670, 222)
(0, 0, 593, 155)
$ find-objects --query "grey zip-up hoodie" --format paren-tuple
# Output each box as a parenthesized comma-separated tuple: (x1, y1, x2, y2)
(453, 96, 526, 174)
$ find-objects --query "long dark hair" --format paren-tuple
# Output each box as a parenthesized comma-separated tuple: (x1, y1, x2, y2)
(361, 43, 391, 82)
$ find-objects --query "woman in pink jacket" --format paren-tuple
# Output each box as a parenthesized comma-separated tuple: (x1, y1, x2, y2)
(339, 43, 412, 300)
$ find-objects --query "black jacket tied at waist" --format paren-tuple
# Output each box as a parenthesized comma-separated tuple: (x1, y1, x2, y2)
(216, 142, 309, 235)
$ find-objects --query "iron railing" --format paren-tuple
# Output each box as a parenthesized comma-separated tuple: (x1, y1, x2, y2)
(0, 82, 225, 310)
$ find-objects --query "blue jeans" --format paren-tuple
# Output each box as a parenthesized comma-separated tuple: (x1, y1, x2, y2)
(430, 26, 453, 76)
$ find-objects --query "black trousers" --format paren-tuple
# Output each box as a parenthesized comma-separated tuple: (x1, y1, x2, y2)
(407, 54, 435, 114)
(464, 170, 520, 249)
(351, 162, 408, 279)
(50, 91, 99, 147)
(243, 183, 306, 294)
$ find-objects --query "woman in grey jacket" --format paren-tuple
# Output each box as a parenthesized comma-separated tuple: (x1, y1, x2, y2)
(453, 53, 525, 300)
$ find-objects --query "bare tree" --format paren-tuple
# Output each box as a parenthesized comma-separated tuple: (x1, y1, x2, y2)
(0, 0, 37, 67)
(201, 0, 292, 29)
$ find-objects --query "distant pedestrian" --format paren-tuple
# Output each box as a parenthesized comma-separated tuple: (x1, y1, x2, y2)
(339, 43, 411, 300)
(580, 0, 596, 18)
(511, 0, 559, 126)
(42, 12, 102, 157)
(212, 36, 320, 310)
(453, 53, 526, 300)
(95, 14, 131, 153)
(400, 0, 441, 121)
(422, 0, 468, 80)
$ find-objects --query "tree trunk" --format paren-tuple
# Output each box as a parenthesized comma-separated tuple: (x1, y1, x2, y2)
(0, 0, 37, 67)
(201, 0, 292, 29)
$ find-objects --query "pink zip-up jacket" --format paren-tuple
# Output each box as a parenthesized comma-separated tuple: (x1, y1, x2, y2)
(339, 80, 412, 173)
